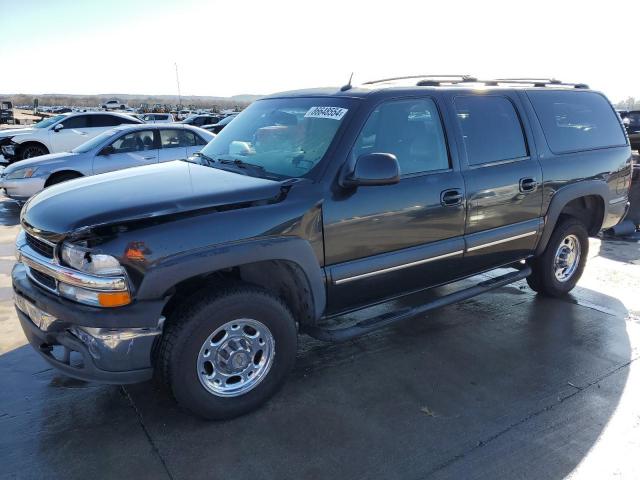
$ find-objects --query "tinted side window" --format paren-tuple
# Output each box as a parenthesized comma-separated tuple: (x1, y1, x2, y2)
(160, 129, 197, 148)
(627, 112, 640, 128)
(60, 115, 90, 129)
(195, 132, 209, 145)
(454, 96, 527, 165)
(353, 98, 449, 175)
(528, 91, 626, 153)
(91, 115, 125, 127)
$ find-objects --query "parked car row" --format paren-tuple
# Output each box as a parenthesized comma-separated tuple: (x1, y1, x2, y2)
(0, 124, 213, 200)
(0, 110, 239, 165)
(0, 112, 143, 161)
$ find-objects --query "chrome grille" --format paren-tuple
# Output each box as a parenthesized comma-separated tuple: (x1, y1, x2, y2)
(25, 232, 55, 259)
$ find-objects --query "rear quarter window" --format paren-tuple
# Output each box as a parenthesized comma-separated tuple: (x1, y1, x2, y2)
(527, 91, 626, 154)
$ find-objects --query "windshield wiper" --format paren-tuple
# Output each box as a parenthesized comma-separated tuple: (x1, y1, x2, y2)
(191, 151, 217, 166)
(218, 159, 286, 180)
(218, 158, 266, 172)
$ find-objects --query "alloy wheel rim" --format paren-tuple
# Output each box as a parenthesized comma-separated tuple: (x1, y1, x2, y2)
(553, 234, 581, 282)
(197, 318, 275, 397)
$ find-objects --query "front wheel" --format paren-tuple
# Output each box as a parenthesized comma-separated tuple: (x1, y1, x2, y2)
(19, 143, 48, 160)
(157, 286, 298, 420)
(527, 217, 589, 297)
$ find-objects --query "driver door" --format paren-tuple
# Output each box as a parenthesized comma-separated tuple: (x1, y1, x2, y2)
(323, 97, 466, 314)
(92, 129, 159, 174)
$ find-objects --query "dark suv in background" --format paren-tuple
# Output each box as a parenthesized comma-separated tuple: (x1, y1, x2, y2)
(13, 76, 632, 419)
(623, 110, 640, 152)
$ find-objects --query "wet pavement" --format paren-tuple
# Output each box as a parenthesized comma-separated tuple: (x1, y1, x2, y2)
(1, 192, 640, 479)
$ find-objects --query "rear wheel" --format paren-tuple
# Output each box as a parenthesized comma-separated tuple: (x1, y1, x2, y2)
(157, 285, 298, 419)
(527, 217, 588, 297)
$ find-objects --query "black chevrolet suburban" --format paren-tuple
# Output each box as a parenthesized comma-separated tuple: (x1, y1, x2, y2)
(13, 76, 632, 419)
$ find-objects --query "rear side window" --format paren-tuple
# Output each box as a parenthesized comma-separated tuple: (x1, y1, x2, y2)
(454, 96, 528, 166)
(528, 91, 626, 153)
(60, 115, 90, 129)
(91, 115, 128, 127)
(353, 98, 450, 175)
(160, 129, 198, 148)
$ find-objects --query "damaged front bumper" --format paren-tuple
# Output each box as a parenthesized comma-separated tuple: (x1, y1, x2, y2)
(13, 263, 165, 384)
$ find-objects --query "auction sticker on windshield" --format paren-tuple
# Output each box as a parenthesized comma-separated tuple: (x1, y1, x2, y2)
(304, 106, 348, 120)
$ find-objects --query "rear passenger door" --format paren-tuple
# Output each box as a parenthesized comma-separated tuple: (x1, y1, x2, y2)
(453, 94, 543, 270)
(323, 97, 466, 313)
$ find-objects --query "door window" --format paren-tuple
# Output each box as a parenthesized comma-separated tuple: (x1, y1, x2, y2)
(91, 115, 130, 127)
(109, 130, 156, 153)
(60, 115, 90, 129)
(454, 96, 528, 165)
(160, 129, 198, 148)
(353, 98, 449, 175)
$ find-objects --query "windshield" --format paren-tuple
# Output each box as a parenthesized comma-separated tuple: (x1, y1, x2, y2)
(200, 98, 353, 178)
(33, 114, 66, 129)
(72, 129, 118, 153)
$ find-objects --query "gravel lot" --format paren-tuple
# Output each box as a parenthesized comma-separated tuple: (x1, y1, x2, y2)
(1, 187, 639, 479)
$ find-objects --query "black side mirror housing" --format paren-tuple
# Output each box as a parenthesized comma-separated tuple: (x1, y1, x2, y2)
(342, 153, 400, 187)
(99, 145, 115, 156)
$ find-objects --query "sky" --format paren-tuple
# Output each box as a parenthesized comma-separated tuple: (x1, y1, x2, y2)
(1, 0, 638, 103)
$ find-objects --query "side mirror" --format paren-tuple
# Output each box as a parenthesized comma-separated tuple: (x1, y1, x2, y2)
(342, 153, 400, 187)
(53, 123, 63, 132)
(99, 145, 115, 156)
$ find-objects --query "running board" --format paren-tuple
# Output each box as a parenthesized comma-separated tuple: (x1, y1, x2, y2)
(304, 266, 532, 342)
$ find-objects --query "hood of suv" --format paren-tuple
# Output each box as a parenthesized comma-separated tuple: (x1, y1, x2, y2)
(22, 160, 285, 236)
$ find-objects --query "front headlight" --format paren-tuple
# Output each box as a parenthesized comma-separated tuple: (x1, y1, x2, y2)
(59, 242, 131, 307)
(61, 242, 125, 276)
(5, 167, 38, 180)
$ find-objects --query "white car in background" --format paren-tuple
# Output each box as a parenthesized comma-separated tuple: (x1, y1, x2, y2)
(0, 124, 214, 201)
(0, 112, 142, 162)
(139, 113, 175, 123)
(101, 99, 128, 110)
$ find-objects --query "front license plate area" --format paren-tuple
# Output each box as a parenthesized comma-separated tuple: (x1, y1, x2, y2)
(15, 293, 57, 330)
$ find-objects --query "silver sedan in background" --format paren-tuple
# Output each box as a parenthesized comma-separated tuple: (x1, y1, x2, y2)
(0, 124, 214, 201)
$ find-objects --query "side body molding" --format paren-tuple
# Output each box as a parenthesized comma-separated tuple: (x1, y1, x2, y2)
(536, 180, 610, 255)
(136, 237, 327, 320)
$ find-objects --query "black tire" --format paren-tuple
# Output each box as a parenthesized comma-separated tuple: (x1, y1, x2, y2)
(526, 217, 589, 297)
(45, 172, 82, 187)
(157, 285, 298, 420)
(19, 143, 48, 160)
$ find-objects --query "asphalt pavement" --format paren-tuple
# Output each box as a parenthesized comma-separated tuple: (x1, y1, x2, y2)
(1, 191, 639, 480)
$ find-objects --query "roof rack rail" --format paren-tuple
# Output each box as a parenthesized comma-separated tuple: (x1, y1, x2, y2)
(484, 78, 589, 89)
(363, 75, 478, 85)
(362, 75, 589, 89)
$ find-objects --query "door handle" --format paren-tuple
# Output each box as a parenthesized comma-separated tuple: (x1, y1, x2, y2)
(519, 177, 538, 193)
(143, 156, 155, 160)
(440, 189, 463, 207)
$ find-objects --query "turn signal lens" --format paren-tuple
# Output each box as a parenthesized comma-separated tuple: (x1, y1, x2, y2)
(97, 291, 132, 307)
